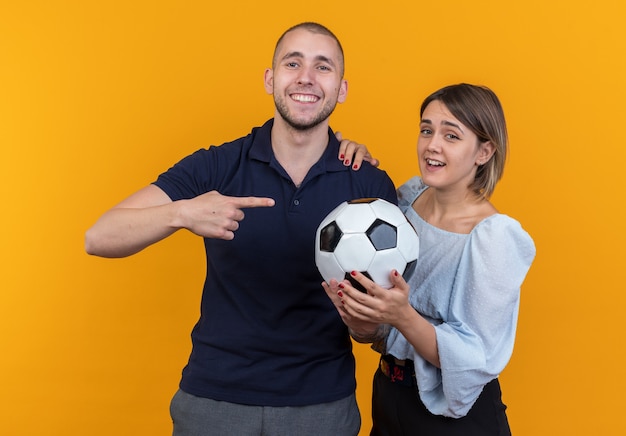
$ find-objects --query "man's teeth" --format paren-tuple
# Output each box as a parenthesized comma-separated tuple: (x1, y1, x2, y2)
(292, 94, 318, 102)
(427, 159, 445, 166)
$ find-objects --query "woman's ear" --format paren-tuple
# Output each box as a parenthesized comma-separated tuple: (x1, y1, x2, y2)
(477, 140, 496, 165)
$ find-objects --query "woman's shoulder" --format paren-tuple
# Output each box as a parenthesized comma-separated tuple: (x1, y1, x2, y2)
(472, 213, 536, 260)
(474, 213, 529, 235)
(397, 176, 427, 211)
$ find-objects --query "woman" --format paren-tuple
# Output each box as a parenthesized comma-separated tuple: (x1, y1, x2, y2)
(323, 83, 536, 435)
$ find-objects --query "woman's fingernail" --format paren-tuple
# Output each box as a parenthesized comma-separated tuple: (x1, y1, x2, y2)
(351, 271, 357, 276)
(337, 291, 344, 297)
(339, 153, 345, 159)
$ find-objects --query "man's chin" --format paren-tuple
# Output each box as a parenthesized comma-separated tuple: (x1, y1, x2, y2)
(283, 111, 336, 131)
(275, 101, 336, 132)
(286, 119, 324, 131)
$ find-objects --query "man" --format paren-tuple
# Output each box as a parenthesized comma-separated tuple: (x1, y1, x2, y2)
(85, 22, 396, 435)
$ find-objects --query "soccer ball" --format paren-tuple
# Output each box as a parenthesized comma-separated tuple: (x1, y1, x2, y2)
(315, 198, 419, 292)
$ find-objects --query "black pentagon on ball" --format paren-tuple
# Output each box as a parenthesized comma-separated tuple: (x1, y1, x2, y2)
(402, 259, 418, 281)
(366, 219, 397, 250)
(345, 271, 372, 293)
(319, 221, 343, 252)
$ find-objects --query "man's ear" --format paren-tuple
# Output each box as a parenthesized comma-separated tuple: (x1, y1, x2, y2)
(337, 79, 348, 104)
(264, 68, 274, 95)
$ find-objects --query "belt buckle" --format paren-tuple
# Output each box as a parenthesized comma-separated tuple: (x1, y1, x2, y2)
(380, 358, 391, 378)
(380, 356, 413, 386)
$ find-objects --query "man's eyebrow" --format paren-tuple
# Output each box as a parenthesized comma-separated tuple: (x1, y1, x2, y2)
(281, 51, 336, 67)
(314, 54, 335, 67)
(281, 51, 304, 62)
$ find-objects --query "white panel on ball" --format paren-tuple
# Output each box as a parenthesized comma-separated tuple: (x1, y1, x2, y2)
(333, 233, 377, 272)
(315, 251, 345, 284)
(368, 248, 410, 288)
(369, 197, 407, 227)
(396, 222, 420, 260)
(334, 203, 377, 233)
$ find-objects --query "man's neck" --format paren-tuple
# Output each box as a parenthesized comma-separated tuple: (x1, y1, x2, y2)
(271, 118, 330, 156)
(270, 118, 331, 186)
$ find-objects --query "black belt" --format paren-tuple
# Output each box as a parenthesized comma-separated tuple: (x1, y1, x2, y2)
(379, 355, 416, 387)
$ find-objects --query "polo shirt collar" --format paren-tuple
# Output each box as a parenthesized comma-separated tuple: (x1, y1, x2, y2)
(249, 118, 349, 174)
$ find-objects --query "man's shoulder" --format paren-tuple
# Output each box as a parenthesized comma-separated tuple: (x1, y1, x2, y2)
(354, 161, 393, 180)
(214, 121, 270, 149)
(183, 120, 270, 160)
(209, 119, 273, 156)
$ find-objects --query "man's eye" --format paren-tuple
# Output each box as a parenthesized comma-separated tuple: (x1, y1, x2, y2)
(318, 65, 331, 71)
(286, 62, 298, 68)
(420, 129, 432, 135)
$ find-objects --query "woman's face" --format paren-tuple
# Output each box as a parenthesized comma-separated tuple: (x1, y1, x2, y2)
(417, 100, 493, 192)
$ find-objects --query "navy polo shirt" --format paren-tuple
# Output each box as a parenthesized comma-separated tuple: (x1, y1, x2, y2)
(154, 119, 397, 407)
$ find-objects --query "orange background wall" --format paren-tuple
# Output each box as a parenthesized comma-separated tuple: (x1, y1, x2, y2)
(2, 1, 625, 435)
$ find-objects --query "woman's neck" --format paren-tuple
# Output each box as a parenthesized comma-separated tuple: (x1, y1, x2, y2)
(414, 187, 496, 234)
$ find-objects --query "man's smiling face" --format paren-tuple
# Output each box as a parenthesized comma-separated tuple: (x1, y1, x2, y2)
(265, 28, 347, 131)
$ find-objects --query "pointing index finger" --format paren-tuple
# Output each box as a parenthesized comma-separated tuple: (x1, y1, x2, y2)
(235, 196, 275, 209)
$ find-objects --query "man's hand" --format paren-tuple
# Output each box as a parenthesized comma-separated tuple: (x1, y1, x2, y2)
(178, 191, 275, 240)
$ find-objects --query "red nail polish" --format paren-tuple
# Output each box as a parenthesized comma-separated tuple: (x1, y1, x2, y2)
(339, 153, 345, 159)
(351, 271, 357, 276)
(353, 164, 359, 170)
(394, 270, 399, 277)
(337, 291, 344, 298)
(344, 159, 350, 166)
(338, 283, 344, 289)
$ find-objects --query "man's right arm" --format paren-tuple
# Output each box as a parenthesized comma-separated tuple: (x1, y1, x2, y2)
(85, 185, 274, 258)
(85, 184, 183, 258)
